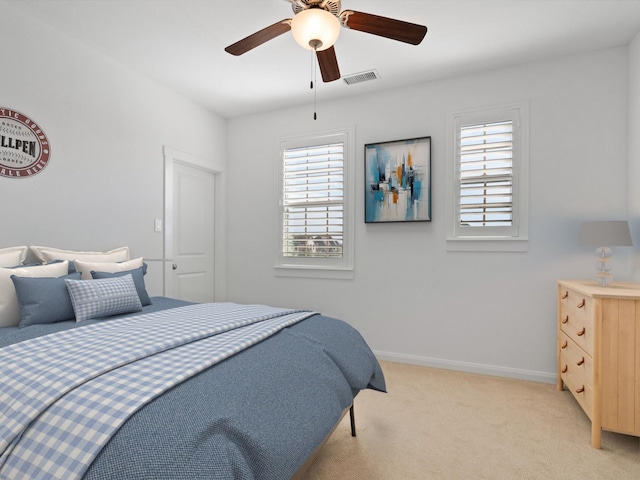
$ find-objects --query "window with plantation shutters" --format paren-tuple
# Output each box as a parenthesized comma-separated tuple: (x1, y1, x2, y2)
(282, 143, 344, 258)
(459, 120, 514, 228)
(447, 104, 529, 251)
(276, 129, 354, 278)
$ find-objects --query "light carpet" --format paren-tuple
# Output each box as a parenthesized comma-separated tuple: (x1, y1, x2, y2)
(301, 360, 640, 480)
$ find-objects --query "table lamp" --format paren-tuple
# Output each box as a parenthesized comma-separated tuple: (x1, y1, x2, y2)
(578, 220, 633, 286)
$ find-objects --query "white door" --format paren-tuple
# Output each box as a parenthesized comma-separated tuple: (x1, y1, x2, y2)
(164, 153, 216, 303)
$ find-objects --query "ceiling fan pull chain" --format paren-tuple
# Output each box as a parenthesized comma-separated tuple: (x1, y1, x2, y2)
(310, 46, 314, 90)
(312, 47, 318, 120)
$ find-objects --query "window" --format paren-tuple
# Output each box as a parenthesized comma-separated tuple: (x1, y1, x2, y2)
(275, 129, 354, 278)
(447, 103, 529, 251)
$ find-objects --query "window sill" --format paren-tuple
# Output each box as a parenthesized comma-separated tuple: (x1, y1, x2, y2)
(274, 265, 354, 280)
(446, 238, 528, 252)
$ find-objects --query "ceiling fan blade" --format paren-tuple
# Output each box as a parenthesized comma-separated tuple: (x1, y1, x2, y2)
(341, 10, 427, 45)
(225, 19, 291, 56)
(316, 46, 341, 82)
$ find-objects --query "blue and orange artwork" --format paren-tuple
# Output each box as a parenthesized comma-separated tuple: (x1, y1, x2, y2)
(365, 137, 431, 223)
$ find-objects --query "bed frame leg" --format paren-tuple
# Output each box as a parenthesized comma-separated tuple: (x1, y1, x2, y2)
(349, 404, 356, 437)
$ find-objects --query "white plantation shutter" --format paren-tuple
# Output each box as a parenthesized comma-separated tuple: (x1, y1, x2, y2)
(459, 120, 514, 228)
(449, 104, 528, 246)
(282, 142, 344, 258)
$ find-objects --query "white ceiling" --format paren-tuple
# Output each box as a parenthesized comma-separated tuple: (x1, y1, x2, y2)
(5, 0, 640, 118)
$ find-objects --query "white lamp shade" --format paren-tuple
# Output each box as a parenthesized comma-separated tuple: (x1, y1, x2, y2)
(578, 220, 633, 247)
(291, 9, 341, 51)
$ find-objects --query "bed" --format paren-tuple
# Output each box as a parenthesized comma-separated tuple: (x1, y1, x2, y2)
(0, 246, 386, 480)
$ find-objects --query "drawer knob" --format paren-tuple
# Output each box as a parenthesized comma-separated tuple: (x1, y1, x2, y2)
(577, 327, 586, 337)
(561, 340, 568, 349)
(562, 365, 568, 373)
(561, 315, 569, 324)
(577, 299, 586, 308)
(577, 357, 585, 366)
(576, 386, 585, 394)
(562, 291, 568, 300)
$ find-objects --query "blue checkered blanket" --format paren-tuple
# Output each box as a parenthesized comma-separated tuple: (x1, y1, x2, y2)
(0, 303, 315, 480)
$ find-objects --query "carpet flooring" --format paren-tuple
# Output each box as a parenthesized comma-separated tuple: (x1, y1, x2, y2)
(301, 360, 640, 479)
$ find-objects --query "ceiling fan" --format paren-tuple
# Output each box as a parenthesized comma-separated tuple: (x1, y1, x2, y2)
(224, 0, 428, 83)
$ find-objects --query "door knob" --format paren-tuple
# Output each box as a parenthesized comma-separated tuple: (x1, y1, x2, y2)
(172, 264, 178, 270)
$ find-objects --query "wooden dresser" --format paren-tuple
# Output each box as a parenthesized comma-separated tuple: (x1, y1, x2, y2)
(557, 280, 640, 448)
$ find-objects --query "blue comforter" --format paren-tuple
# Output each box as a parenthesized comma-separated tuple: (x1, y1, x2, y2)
(0, 298, 386, 479)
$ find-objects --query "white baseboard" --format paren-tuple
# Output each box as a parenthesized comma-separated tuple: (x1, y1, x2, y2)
(373, 350, 557, 384)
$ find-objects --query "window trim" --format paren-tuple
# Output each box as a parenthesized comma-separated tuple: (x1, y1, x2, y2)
(274, 127, 354, 279)
(446, 102, 529, 252)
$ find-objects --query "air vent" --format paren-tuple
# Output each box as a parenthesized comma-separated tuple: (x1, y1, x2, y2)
(342, 70, 380, 85)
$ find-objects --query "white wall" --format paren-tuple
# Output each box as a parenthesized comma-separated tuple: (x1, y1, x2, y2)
(227, 47, 630, 383)
(629, 31, 640, 282)
(0, 4, 227, 296)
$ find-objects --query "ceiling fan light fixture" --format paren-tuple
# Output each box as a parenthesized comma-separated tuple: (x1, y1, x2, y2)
(291, 8, 340, 51)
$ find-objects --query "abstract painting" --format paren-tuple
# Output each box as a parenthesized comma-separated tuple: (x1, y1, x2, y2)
(365, 136, 431, 223)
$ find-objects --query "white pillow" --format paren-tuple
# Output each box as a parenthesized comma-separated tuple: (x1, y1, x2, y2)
(0, 246, 28, 267)
(73, 257, 144, 280)
(30, 246, 130, 264)
(0, 261, 70, 327)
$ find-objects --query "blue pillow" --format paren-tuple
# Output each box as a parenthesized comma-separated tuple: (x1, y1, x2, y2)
(65, 274, 142, 322)
(11, 272, 82, 327)
(90, 266, 151, 306)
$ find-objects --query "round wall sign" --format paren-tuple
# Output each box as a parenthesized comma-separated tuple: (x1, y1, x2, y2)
(0, 107, 51, 178)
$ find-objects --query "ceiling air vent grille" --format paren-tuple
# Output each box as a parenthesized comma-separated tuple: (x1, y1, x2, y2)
(343, 70, 380, 85)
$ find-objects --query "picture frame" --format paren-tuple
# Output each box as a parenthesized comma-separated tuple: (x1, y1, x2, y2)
(364, 136, 431, 223)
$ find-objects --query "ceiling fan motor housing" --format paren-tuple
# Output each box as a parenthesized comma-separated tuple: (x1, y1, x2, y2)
(291, 0, 341, 17)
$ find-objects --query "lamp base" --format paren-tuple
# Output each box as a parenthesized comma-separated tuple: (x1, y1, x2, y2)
(595, 272, 613, 286)
(593, 246, 614, 286)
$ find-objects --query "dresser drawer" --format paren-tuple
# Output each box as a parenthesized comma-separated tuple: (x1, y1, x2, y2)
(559, 288, 594, 356)
(561, 363, 594, 419)
(559, 332, 593, 388)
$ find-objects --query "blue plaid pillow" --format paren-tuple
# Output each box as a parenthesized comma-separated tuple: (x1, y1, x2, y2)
(65, 274, 142, 322)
